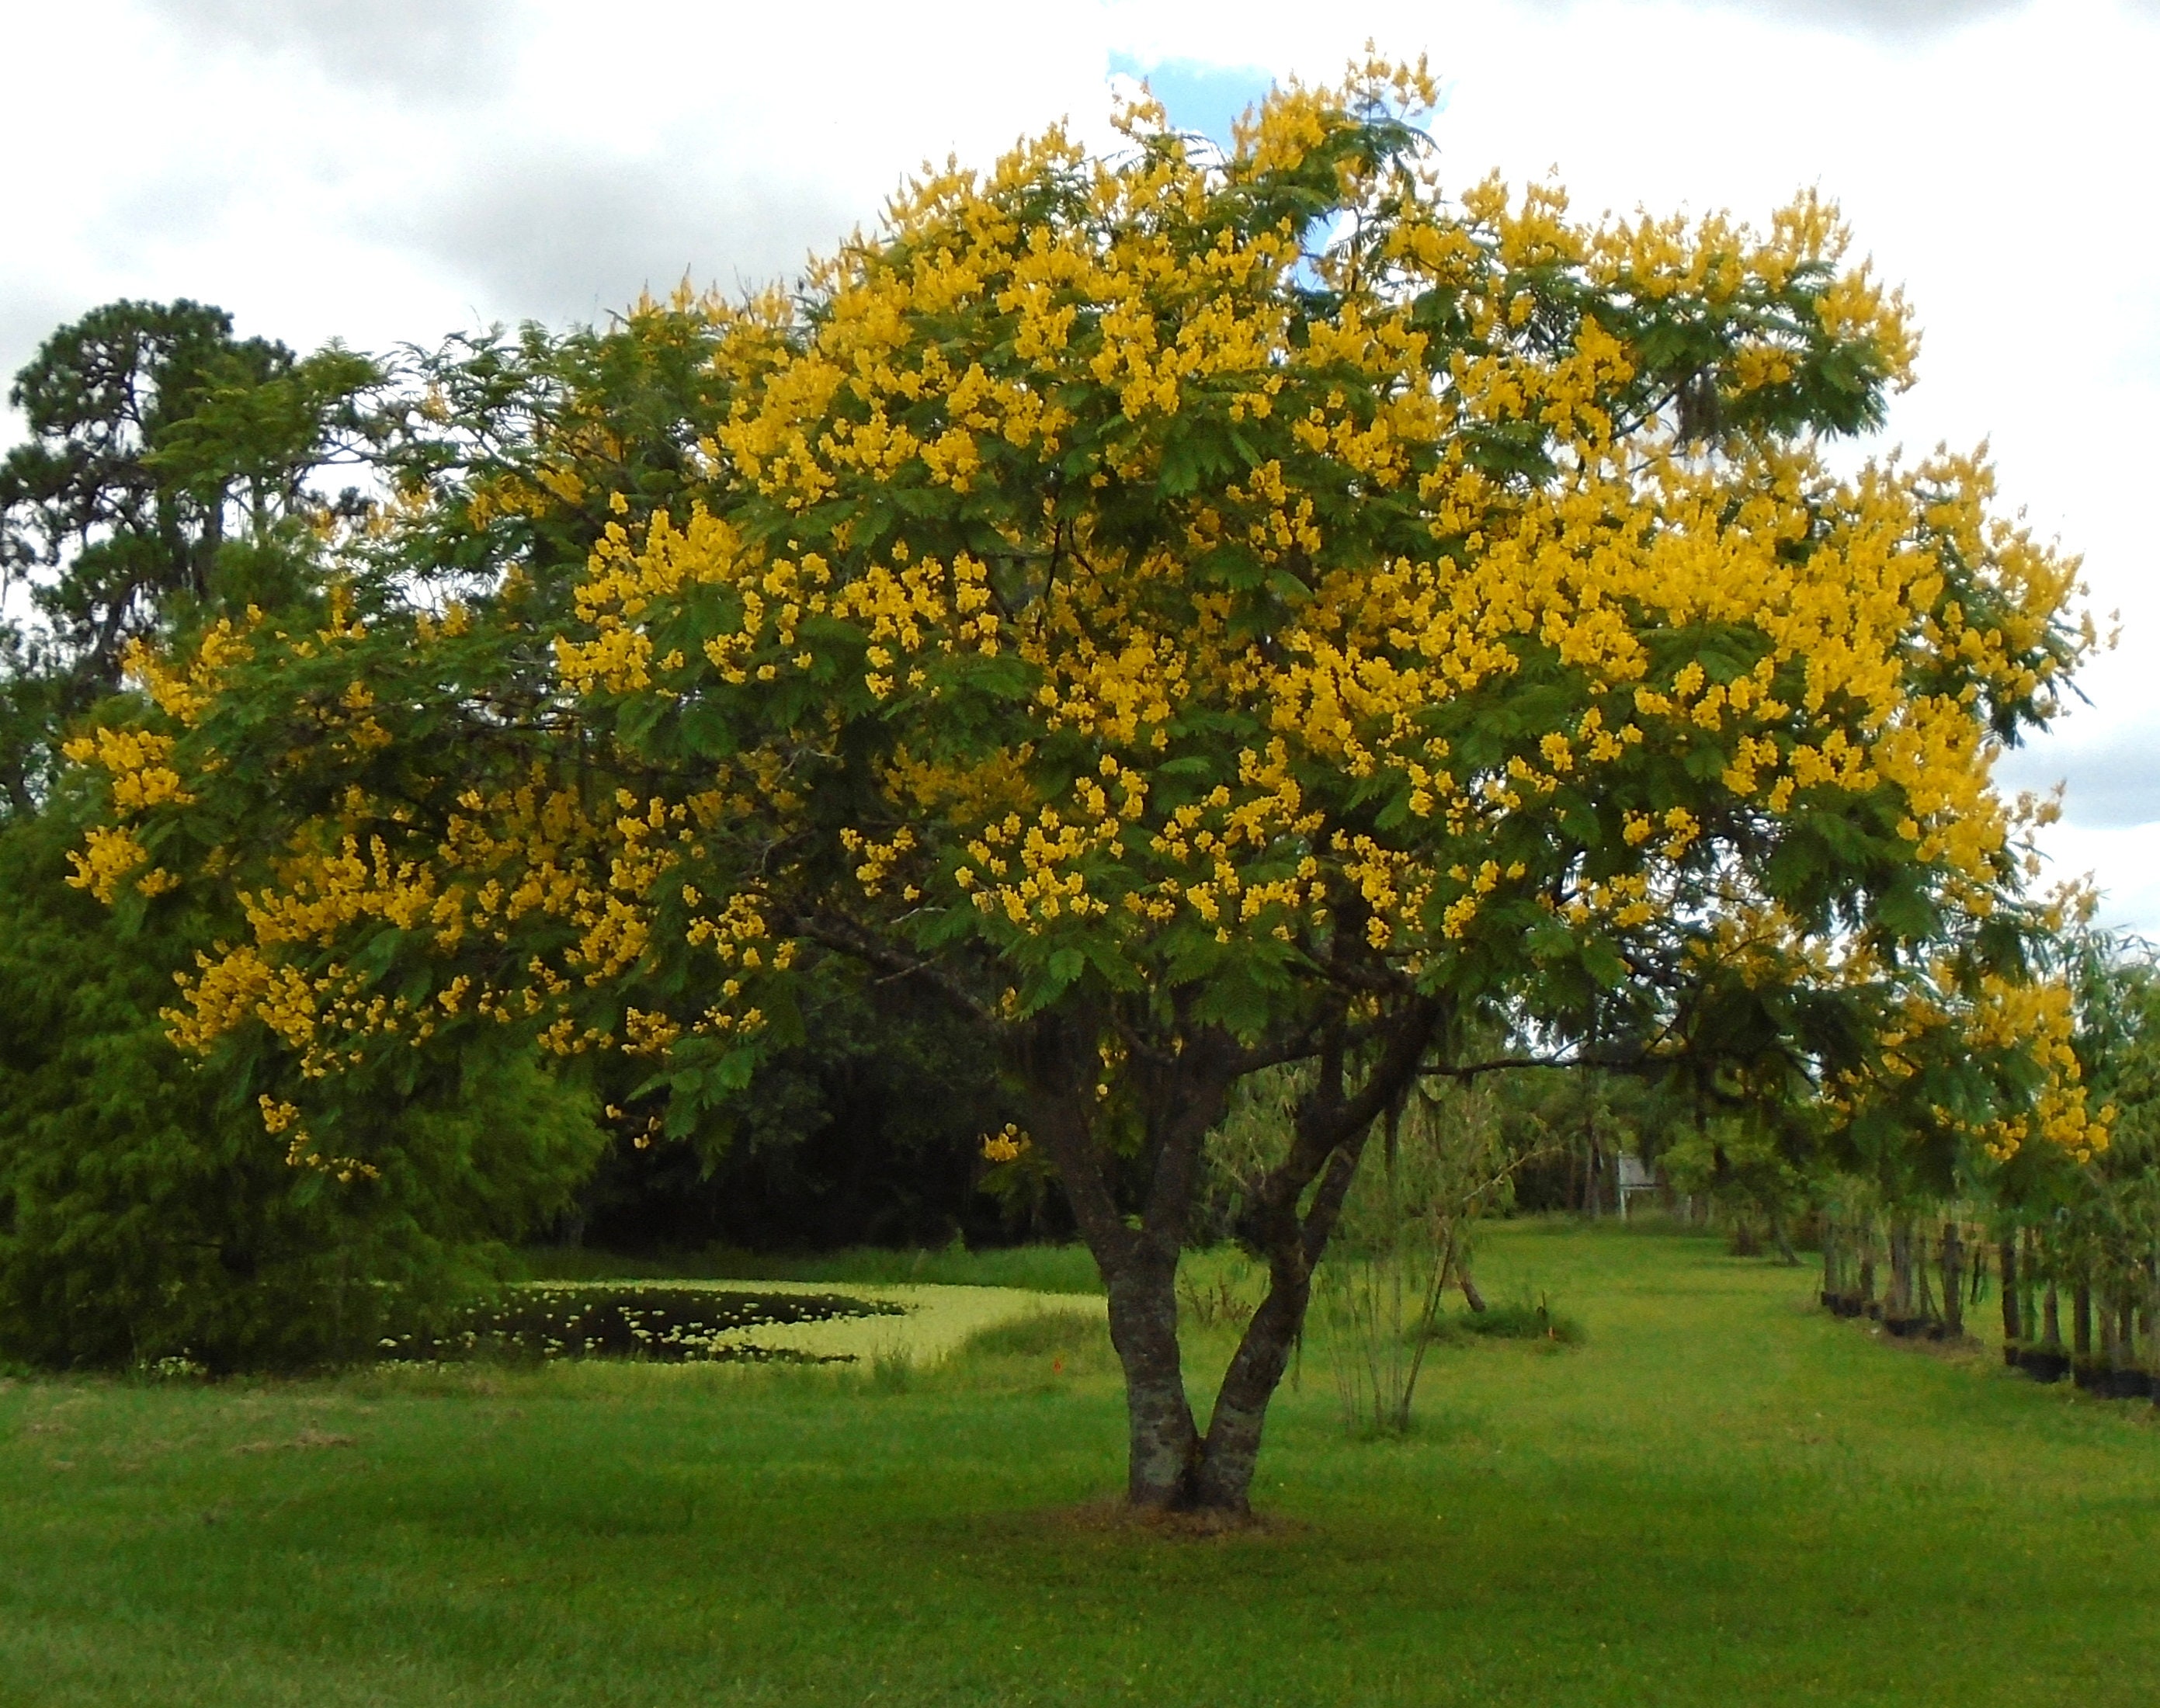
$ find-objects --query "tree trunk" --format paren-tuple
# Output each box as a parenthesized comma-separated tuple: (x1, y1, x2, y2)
(2074, 1283, 2092, 1359)
(1030, 999, 1441, 1516)
(1940, 1223, 1964, 1338)
(1885, 1221, 1910, 1320)
(2104, 1293, 2128, 1373)
(1190, 1259, 1312, 1512)
(1019, 1012, 1225, 1512)
(2023, 1230, 2043, 1347)
(1104, 1246, 1200, 1507)
(2148, 1272, 2160, 1393)
(1914, 1228, 1939, 1325)
(1999, 1237, 2021, 1345)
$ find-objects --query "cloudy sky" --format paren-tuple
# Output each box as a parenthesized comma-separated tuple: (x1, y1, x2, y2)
(5, 0, 2155, 921)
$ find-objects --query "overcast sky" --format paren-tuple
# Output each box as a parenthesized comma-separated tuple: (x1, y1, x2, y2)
(5, 0, 2155, 923)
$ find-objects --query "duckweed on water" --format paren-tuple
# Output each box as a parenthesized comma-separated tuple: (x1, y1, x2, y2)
(382, 1284, 902, 1365)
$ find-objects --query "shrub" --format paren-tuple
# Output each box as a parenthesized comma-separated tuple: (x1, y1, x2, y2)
(1424, 1297, 1585, 1347)
(0, 811, 607, 1372)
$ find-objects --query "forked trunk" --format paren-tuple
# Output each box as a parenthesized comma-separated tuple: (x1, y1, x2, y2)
(1085, 1239, 1307, 1514)
(1030, 1000, 1441, 1517)
(1093, 1238, 1325, 1515)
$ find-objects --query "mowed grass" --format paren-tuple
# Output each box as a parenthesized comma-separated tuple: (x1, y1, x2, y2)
(4, 1223, 2157, 1707)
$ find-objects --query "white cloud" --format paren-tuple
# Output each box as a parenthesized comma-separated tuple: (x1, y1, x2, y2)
(2021, 819, 2160, 939)
(1648, 0, 2027, 36)
(134, 0, 514, 101)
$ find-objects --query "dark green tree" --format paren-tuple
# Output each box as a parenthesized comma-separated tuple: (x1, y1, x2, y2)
(0, 298, 379, 809)
(0, 789, 606, 1373)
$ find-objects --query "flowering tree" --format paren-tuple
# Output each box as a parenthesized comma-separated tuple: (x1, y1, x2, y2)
(66, 62, 2100, 1511)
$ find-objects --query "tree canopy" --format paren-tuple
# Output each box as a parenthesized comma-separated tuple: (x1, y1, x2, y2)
(61, 61, 2099, 1506)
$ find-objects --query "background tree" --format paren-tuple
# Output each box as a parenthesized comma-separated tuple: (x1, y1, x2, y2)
(72, 64, 2101, 1510)
(0, 305, 602, 1370)
(1491, 1066, 1683, 1217)
(0, 299, 378, 810)
(2023, 931, 2160, 1373)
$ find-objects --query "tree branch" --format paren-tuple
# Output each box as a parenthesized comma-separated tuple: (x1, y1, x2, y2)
(1421, 1050, 1661, 1081)
(783, 909, 998, 1029)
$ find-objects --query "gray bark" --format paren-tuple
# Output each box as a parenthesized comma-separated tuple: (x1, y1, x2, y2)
(1036, 1000, 1442, 1515)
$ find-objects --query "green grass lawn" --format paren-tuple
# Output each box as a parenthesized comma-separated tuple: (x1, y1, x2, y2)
(518, 1239, 1106, 1294)
(4, 1221, 2156, 1706)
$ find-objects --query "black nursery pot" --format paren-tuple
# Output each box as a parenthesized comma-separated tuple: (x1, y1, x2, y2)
(2072, 1359, 2104, 1393)
(1882, 1316, 1926, 1339)
(2102, 1366, 2152, 1401)
(2023, 1347, 2071, 1383)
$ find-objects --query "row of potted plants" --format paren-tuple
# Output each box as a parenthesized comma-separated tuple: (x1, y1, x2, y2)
(1821, 1213, 2160, 1405)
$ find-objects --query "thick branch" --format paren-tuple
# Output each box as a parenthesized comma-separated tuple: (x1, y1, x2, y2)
(1135, 1025, 1241, 1245)
(1013, 1011, 1133, 1265)
(1422, 1050, 1659, 1081)
(783, 909, 998, 1029)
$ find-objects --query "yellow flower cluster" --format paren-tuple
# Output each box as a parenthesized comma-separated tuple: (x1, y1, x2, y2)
(981, 1123, 1030, 1163)
(123, 621, 255, 727)
(60, 717, 196, 898)
(258, 1094, 379, 1182)
(65, 824, 177, 903)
